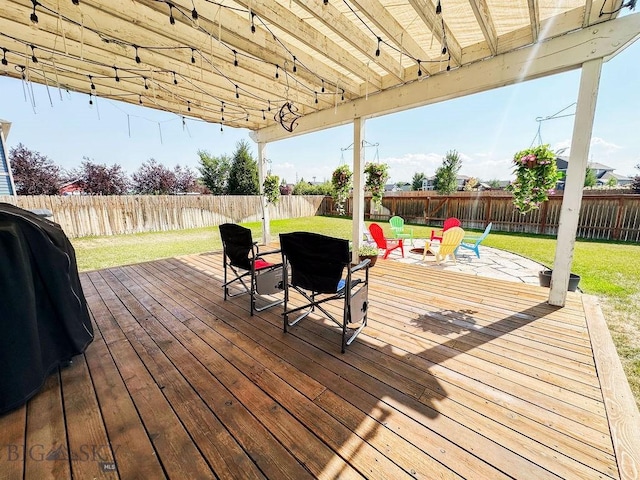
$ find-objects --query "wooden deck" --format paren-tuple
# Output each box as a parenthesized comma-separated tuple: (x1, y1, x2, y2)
(1, 251, 639, 479)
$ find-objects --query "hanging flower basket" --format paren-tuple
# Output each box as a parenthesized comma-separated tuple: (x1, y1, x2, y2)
(364, 162, 389, 207)
(262, 174, 280, 204)
(331, 165, 353, 216)
(506, 145, 561, 214)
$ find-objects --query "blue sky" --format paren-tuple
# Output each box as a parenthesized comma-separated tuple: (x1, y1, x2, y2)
(1, 38, 638, 185)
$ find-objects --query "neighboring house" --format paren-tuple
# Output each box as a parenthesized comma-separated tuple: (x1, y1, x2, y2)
(384, 183, 411, 192)
(421, 175, 470, 191)
(555, 156, 633, 188)
(0, 119, 16, 196)
(59, 180, 85, 195)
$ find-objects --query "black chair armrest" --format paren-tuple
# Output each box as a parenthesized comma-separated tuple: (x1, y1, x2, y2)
(350, 259, 370, 273)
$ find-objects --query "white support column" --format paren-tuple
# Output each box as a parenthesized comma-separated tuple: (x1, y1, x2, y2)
(352, 117, 366, 265)
(257, 141, 271, 245)
(549, 58, 603, 306)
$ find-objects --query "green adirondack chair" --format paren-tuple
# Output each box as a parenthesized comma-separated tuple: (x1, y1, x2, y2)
(389, 216, 413, 244)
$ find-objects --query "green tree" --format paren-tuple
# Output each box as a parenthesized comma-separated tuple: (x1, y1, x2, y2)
(227, 140, 259, 195)
(605, 177, 617, 187)
(197, 150, 230, 195)
(411, 172, 426, 191)
(632, 163, 640, 192)
(434, 150, 462, 195)
(584, 167, 597, 187)
(487, 179, 502, 189)
(463, 177, 478, 191)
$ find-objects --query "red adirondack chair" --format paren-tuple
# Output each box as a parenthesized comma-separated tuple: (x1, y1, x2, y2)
(369, 223, 404, 259)
(430, 217, 461, 242)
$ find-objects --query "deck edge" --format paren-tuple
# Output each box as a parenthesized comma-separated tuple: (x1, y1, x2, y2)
(583, 294, 640, 480)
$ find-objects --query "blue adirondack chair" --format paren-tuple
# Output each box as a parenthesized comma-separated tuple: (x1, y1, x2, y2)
(457, 223, 492, 258)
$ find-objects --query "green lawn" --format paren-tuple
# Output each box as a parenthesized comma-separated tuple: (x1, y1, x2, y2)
(71, 215, 640, 407)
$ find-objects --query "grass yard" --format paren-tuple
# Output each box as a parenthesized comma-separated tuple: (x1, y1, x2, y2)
(71, 215, 640, 408)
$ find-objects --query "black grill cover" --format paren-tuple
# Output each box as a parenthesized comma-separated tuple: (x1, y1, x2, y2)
(0, 203, 93, 414)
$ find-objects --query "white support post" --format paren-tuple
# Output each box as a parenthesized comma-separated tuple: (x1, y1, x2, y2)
(352, 117, 366, 265)
(549, 58, 603, 306)
(257, 141, 271, 245)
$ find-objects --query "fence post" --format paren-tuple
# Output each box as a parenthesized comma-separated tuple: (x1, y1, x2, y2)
(539, 200, 549, 235)
(613, 196, 624, 240)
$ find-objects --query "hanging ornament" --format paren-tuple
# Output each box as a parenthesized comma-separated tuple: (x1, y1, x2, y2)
(275, 102, 300, 132)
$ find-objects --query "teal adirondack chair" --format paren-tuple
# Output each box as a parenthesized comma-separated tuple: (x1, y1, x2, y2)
(457, 223, 492, 258)
(389, 216, 413, 244)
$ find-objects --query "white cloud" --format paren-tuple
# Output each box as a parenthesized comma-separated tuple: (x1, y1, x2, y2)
(382, 151, 515, 182)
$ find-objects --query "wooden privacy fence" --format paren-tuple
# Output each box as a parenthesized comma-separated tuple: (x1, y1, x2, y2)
(0, 195, 325, 238)
(320, 191, 640, 243)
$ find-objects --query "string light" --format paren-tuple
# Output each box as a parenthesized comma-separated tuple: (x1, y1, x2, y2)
(5, 0, 374, 129)
(1, 48, 8, 66)
(187, 100, 191, 111)
(262, 110, 265, 120)
(436, 0, 442, 15)
(139, 94, 143, 105)
(417, 60, 422, 77)
(88, 92, 93, 106)
(30, 0, 39, 24)
(29, 45, 38, 63)
(88, 74, 95, 90)
(442, 46, 447, 55)
(250, 13, 256, 33)
(375, 37, 381, 57)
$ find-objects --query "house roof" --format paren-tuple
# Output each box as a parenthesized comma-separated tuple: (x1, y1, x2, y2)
(0, 119, 11, 139)
(1, 1, 638, 143)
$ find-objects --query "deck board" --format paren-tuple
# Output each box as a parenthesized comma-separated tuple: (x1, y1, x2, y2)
(1, 250, 638, 479)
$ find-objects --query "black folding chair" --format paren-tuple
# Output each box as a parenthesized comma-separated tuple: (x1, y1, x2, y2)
(219, 223, 284, 315)
(279, 232, 370, 353)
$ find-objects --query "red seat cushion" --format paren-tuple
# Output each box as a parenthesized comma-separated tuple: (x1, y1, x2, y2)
(254, 259, 272, 270)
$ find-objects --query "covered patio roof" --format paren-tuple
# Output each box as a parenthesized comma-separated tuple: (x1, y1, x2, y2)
(0, 1, 636, 136)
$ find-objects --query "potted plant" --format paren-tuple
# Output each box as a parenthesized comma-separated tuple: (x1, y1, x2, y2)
(364, 162, 389, 207)
(538, 270, 581, 292)
(506, 144, 561, 214)
(331, 165, 353, 215)
(357, 244, 380, 267)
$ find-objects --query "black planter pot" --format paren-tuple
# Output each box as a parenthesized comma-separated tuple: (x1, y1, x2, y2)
(538, 270, 580, 292)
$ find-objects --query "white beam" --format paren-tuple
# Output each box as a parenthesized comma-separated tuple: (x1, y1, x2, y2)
(257, 142, 271, 245)
(548, 58, 603, 306)
(255, 13, 640, 143)
(352, 118, 365, 265)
